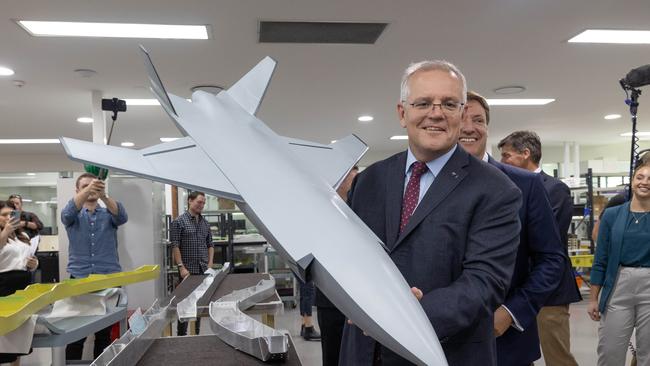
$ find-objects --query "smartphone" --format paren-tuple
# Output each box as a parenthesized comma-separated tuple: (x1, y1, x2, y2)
(10, 210, 21, 221)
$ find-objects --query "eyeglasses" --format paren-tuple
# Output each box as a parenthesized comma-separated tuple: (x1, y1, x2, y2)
(405, 100, 465, 114)
(8, 194, 21, 200)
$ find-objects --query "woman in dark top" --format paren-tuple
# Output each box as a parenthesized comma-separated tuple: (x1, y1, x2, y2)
(589, 160, 650, 365)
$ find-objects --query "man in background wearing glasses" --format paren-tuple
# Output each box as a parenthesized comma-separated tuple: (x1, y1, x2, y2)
(339, 60, 522, 366)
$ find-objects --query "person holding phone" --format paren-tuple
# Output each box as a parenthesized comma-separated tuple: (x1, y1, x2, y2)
(7, 194, 44, 240)
(0, 200, 38, 365)
(61, 173, 128, 360)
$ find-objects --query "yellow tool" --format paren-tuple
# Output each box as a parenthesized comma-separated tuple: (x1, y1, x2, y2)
(0, 265, 159, 335)
(570, 254, 594, 268)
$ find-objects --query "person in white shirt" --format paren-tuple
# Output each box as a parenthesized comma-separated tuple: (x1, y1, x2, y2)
(0, 200, 38, 366)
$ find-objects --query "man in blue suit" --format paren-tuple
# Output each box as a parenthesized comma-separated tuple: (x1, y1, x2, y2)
(339, 61, 522, 366)
(498, 130, 582, 366)
(459, 91, 567, 366)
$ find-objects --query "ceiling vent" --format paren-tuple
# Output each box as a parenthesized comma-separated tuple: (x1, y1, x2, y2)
(259, 21, 387, 44)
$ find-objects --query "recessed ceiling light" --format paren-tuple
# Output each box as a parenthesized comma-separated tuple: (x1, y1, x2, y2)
(121, 142, 135, 147)
(160, 137, 180, 142)
(604, 114, 622, 120)
(390, 135, 408, 140)
(331, 140, 337, 144)
(0, 66, 15, 76)
(493, 86, 526, 95)
(568, 29, 650, 44)
(73, 69, 97, 78)
(358, 115, 374, 122)
(190, 85, 225, 95)
(17, 21, 210, 40)
(77, 117, 93, 123)
(620, 131, 650, 137)
(486, 99, 555, 106)
(0, 139, 60, 144)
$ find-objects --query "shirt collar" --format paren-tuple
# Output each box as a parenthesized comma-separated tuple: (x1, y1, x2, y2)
(482, 151, 489, 162)
(534, 167, 542, 173)
(405, 144, 457, 177)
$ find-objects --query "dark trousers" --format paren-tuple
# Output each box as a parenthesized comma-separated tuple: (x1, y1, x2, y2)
(65, 275, 114, 360)
(177, 319, 201, 336)
(317, 306, 346, 366)
(65, 325, 112, 360)
(0, 270, 32, 363)
(299, 280, 315, 316)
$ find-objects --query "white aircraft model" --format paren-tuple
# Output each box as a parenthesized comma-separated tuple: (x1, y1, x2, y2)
(60, 46, 447, 366)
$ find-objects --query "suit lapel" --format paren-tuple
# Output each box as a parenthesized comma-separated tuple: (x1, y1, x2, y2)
(391, 148, 469, 252)
(385, 152, 407, 249)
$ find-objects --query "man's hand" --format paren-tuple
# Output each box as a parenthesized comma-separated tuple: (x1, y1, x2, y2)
(493, 306, 513, 337)
(587, 300, 601, 321)
(179, 266, 190, 279)
(411, 287, 423, 301)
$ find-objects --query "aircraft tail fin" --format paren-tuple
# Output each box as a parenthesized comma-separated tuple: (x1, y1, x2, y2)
(139, 45, 178, 118)
(226, 57, 277, 115)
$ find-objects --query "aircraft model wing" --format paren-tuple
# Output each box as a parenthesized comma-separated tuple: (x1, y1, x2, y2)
(59, 136, 242, 202)
(283, 134, 367, 190)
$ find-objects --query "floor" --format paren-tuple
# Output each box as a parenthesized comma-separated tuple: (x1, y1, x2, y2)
(18, 290, 630, 366)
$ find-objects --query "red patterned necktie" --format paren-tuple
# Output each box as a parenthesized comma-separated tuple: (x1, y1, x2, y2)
(400, 161, 428, 233)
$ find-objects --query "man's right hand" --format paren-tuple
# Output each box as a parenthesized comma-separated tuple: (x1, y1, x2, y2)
(179, 267, 190, 279)
(587, 300, 601, 321)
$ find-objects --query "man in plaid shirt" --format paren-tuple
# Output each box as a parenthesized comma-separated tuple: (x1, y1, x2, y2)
(170, 191, 213, 336)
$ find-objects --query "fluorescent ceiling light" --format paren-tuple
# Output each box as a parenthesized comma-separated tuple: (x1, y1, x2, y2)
(331, 140, 337, 144)
(26, 173, 36, 176)
(604, 114, 622, 120)
(0, 139, 60, 144)
(17, 21, 209, 40)
(486, 99, 555, 106)
(160, 137, 180, 142)
(126, 98, 191, 106)
(620, 131, 650, 137)
(568, 29, 650, 44)
(125, 99, 160, 106)
(358, 115, 374, 122)
(390, 135, 408, 140)
(77, 117, 93, 123)
(121, 142, 135, 147)
(0, 176, 36, 179)
(0, 66, 15, 76)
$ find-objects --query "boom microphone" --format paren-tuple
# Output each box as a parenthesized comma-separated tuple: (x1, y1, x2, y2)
(621, 64, 650, 88)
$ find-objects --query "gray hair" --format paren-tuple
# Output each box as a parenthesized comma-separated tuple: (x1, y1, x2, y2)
(400, 60, 467, 103)
(497, 130, 542, 165)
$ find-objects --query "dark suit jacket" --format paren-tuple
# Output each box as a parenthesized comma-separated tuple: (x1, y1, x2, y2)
(339, 147, 522, 366)
(488, 159, 566, 366)
(539, 171, 582, 306)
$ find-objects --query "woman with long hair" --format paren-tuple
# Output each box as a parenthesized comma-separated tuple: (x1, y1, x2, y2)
(589, 158, 650, 365)
(0, 200, 39, 366)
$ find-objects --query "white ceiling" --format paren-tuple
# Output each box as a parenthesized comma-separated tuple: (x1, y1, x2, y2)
(1, 0, 650, 164)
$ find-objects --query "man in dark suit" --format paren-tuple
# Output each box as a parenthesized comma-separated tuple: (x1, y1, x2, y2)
(339, 60, 522, 366)
(498, 130, 582, 366)
(459, 91, 567, 366)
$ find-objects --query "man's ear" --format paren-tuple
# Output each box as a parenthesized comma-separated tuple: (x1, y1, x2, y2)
(397, 103, 406, 128)
(523, 148, 532, 159)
